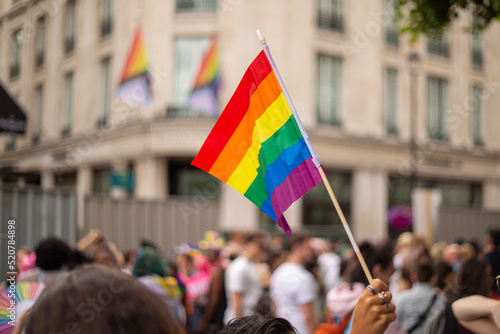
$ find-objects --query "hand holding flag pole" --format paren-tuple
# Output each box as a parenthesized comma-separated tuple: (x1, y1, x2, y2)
(256, 30, 373, 285)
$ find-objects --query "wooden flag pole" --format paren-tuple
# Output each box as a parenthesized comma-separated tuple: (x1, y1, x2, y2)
(256, 29, 373, 285)
(318, 167, 373, 284)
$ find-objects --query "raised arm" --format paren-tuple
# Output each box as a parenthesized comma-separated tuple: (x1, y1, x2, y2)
(452, 295, 500, 334)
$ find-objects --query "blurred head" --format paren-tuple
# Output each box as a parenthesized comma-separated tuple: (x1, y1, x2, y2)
(445, 258, 492, 302)
(94, 246, 117, 268)
(244, 232, 264, 262)
(413, 255, 433, 283)
(25, 264, 182, 334)
(218, 315, 297, 334)
(284, 233, 313, 265)
(35, 237, 71, 271)
(133, 247, 167, 277)
(434, 261, 453, 291)
(368, 243, 395, 285)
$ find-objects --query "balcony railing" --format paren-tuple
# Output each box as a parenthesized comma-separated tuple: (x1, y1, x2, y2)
(166, 106, 216, 118)
(65, 36, 75, 54)
(35, 51, 44, 68)
(9, 63, 20, 79)
(317, 13, 344, 33)
(100, 18, 113, 38)
(176, 0, 218, 12)
(32, 133, 40, 145)
(61, 126, 71, 137)
(385, 28, 399, 47)
(472, 49, 483, 68)
(428, 38, 449, 58)
(97, 116, 108, 129)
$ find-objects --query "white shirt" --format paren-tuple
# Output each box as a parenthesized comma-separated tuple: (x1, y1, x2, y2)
(318, 252, 341, 292)
(270, 262, 318, 334)
(224, 255, 262, 324)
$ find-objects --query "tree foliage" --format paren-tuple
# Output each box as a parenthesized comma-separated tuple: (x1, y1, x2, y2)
(394, 0, 500, 39)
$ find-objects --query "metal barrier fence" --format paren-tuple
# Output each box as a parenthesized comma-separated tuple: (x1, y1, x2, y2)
(0, 186, 76, 278)
(438, 206, 500, 243)
(84, 195, 219, 255)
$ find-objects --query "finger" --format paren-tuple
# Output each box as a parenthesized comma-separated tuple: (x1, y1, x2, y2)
(377, 291, 393, 304)
(370, 279, 388, 293)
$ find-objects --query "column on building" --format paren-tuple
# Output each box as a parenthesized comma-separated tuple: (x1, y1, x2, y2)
(218, 184, 259, 232)
(483, 178, 500, 211)
(134, 156, 166, 199)
(352, 168, 388, 241)
(41, 170, 55, 190)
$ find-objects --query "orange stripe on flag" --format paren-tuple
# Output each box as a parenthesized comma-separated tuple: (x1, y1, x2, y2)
(209, 72, 282, 182)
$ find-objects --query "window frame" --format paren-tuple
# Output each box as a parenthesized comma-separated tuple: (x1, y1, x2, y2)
(427, 76, 448, 141)
(383, 68, 398, 134)
(316, 54, 342, 127)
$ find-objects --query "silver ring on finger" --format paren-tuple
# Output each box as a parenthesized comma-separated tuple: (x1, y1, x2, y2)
(378, 291, 388, 304)
(385, 303, 391, 313)
(366, 285, 376, 295)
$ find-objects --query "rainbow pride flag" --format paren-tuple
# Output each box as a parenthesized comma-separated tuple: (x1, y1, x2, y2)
(115, 27, 152, 106)
(192, 51, 322, 235)
(187, 37, 221, 117)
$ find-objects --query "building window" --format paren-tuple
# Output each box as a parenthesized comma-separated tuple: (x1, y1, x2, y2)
(63, 72, 74, 136)
(427, 77, 447, 141)
(384, 0, 399, 47)
(35, 16, 46, 68)
(65, 0, 77, 53)
(471, 30, 483, 68)
(317, 0, 344, 33)
(33, 85, 44, 144)
(383, 68, 398, 134)
(168, 160, 220, 197)
(428, 32, 449, 58)
(171, 37, 211, 115)
(10, 29, 23, 79)
(100, 0, 113, 37)
(176, 0, 217, 13)
(5, 133, 16, 151)
(471, 85, 483, 146)
(389, 176, 482, 208)
(98, 58, 111, 127)
(93, 167, 111, 194)
(302, 170, 352, 237)
(317, 54, 341, 126)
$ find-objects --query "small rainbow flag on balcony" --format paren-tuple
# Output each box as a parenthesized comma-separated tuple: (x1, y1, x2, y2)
(115, 27, 152, 106)
(187, 37, 221, 117)
(192, 50, 322, 236)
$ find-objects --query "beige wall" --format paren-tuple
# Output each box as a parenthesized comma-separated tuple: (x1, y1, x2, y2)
(1, 0, 499, 240)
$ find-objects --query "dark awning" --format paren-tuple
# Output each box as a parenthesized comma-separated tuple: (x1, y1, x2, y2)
(0, 80, 27, 134)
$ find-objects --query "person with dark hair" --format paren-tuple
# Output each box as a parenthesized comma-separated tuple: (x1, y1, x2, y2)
(326, 242, 404, 334)
(134, 246, 186, 326)
(19, 236, 71, 288)
(484, 228, 500, 298)
(224, 232, 264, 324)
(23, 264, 184, 334)
(396, 256, 444, 334)
(66, 248, 92, 270)
(220, 279, 397, 334)
(433, 261, 453, 295)
(425, 258, 493, 333)
(270, 233, 318, 334)
(217, 314, 297, 334)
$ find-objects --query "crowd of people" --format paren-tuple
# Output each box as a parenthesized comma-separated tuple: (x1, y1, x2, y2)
(2, 228, 500, 334)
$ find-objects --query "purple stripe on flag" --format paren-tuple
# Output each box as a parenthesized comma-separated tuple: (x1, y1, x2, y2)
(270, 157, 322, 236)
